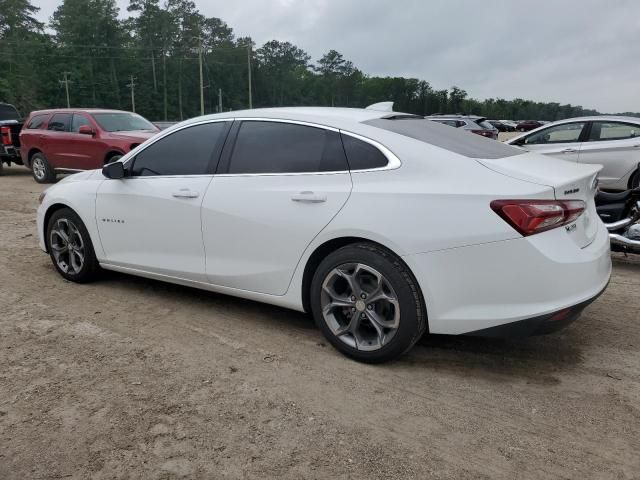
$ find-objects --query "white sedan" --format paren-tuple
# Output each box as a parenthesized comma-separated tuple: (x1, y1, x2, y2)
(506, 116, 640, 190)
(37, 107, 611, 362)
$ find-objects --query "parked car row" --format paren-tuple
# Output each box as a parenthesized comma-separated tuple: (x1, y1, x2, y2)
(427, 114, 499, 139)
(507, 116, 640, 190)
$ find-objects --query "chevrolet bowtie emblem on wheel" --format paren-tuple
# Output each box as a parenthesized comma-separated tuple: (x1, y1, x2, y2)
(101, 218, 125, 224)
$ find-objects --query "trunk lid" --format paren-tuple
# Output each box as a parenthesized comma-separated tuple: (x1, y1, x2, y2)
(478, 152, 601, 248)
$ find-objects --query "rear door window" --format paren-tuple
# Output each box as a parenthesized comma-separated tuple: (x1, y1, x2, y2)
(588, 122, 640, 141)
(47, 113, 72, 132)
(227, 121, 348, 174)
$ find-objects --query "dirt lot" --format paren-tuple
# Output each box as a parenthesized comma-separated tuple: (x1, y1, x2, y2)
(1, 165, 639, 479)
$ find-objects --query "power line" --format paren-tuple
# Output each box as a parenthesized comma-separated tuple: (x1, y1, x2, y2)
(59, 72, 71, 108)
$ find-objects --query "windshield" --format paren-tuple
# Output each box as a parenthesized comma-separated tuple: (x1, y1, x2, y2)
(91, 112, 156, 132)
(0, 104, 20, 121)
(476, 120, 497, 130)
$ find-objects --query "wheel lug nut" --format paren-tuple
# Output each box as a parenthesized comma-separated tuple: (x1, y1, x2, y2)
(367, 304, 373, 310)
(360, 293, 367, 299)
(361, 313, 366, 319)
(350, 296, 356, 301)
(351, 307, 356, 312)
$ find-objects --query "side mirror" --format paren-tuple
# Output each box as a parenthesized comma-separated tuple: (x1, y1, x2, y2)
(78, 125, 95, 136)
(102, 161, 125, 179)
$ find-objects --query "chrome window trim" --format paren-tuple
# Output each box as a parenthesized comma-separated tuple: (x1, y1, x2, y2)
(117, 116, 401, 179)
(339, 130, 401, 172)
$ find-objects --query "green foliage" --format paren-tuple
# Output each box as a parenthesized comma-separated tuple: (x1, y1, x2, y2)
(0, 0, 631, 121)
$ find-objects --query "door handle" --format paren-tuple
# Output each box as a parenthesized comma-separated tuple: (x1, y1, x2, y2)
(561, 148, 578, 153)
(291, 191, 327, 203)
(633, 144, 640, 148)
(172, 188, 199, 199)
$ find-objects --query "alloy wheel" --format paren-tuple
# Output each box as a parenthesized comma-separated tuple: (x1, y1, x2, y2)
(32, 157, 46, 180)
(50, 218, 85, 275)
(321, 263, 400, 351)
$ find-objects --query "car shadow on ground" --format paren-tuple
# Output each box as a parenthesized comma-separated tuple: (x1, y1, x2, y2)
(1, 165, 31, 176)
(92, 268, 585, 382)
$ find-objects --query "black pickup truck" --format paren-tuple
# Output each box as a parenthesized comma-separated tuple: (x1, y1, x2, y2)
(0, 103, 24, 174)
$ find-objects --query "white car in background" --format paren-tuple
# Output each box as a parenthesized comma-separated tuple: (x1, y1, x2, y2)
(36, 107, 611, 363)
(507, 116, 640, 190)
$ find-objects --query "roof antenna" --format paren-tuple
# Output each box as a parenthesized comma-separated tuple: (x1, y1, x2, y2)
(365, 102, 394, 112)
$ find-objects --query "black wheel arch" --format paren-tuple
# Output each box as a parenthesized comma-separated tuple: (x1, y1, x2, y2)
(43, 203, 74, 252)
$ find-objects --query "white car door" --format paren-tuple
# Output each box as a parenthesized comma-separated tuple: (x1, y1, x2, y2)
(202, 120, 353, 295)
(577, 121, 640, 189)
(96, 121, 231, 281)
(515, 121, 588, 161)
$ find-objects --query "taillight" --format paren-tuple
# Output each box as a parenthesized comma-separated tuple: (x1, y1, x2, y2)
(490, 199, 585, 236)
(1, 126, 11, 146)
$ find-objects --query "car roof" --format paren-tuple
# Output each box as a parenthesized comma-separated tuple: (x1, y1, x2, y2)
(28, 108, 138, 115)
(544, 115, 640, 124)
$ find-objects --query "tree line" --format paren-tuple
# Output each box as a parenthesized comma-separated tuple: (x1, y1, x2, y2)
(0, 0, 626, 122)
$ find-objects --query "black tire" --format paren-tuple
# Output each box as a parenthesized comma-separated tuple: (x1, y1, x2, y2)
(46, 208, 100, 283)
(0, 160, 3, 175)
(631, 170, 640, 189)
(310, 242, 427, 363)
(105, 153, 123, 164)
(31, 152, 56, 184)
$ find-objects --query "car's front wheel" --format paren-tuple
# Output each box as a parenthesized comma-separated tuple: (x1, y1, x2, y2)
(310, 243, 427, 363)
(46, 208, 100, 283)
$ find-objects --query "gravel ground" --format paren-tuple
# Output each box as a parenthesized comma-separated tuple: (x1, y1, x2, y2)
(1, 165, 639, 479)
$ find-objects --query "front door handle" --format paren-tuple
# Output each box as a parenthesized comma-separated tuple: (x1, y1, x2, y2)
(172, 188, 199, 199)
(560, 148, 578, 153)
(291, 191, 327, 203)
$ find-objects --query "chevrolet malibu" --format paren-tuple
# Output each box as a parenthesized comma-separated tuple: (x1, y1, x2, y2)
(36, 107, 612, 363)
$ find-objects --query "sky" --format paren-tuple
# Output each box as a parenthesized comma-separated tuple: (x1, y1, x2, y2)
(33, 0, 640, 113)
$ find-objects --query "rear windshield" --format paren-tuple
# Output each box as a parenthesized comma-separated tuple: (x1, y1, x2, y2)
(91, 112, 156, 132)
(476, 120, 497, 130)
(364, 118, 523, 159)
(0, 104, 20, 121)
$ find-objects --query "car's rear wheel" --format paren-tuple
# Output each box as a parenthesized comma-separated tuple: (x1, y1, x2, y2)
(46, 208, 100, 283)
(310, 243, 427, 363)
(31, 152, 56, 183)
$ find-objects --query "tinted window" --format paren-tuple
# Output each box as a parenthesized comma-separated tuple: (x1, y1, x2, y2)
(228, 121, 348, 174)
(341, 134, 388, 170)
(26, 114, 48, 129)
(71, 114, 91, 132)
(524, 122, 585, 145)
(365, 118, 523, 159)
(0, 104, 20, 121)
(92, 112, 156, 132)
(589, 122, 640, 141)
(47, 113, 72, 132)
(131, 122, 229, 176)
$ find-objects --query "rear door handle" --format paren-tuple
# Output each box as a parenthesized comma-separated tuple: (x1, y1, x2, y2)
(172, 188, 199, 199)
(633, 144, 640, 148)
(291, 191, 327, 203)
(561, 148, 578, 153)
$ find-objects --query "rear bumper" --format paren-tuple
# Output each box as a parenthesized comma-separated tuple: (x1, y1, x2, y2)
(403, 219, 612, 336)
(464, 282, 608, 337)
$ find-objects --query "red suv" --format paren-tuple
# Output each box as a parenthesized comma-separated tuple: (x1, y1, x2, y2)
(20, 109, 159, 183)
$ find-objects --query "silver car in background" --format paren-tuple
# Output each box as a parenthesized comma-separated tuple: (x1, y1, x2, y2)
(507, 116, 640, 190)
(427, 114, 498, 140)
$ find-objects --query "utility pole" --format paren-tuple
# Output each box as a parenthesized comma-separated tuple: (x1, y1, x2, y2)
(218, 88, 222, 113)
(126, 75, 136, 112)
(247, 44, 252, 109)
(199, 37, 205, 116)
(59, 72, 71, 108)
